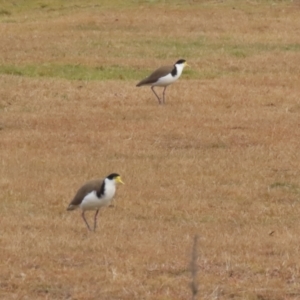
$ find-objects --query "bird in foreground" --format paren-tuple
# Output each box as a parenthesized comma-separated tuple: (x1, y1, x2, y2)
(136, 59, 188, 104)
(67, 173, 124, 231)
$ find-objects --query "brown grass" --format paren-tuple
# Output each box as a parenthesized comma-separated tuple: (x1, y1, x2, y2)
(1, 1, 300, 299)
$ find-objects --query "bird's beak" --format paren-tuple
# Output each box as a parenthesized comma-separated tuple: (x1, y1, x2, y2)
(185, 62, 190, 68)
(116, 176, 125, 184)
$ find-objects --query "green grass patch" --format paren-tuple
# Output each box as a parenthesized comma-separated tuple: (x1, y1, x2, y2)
(0, 0, 98, 14)
(0, 0, 155, 17)
(0, 9, 11, 16)
(0, 64, 144, 81)
(269, 182, 300, 193)
(0, 63, 202, 81)
(0, 62, 257, 81)
(0, 0, 293, 22)
(4, 61, 223, 81)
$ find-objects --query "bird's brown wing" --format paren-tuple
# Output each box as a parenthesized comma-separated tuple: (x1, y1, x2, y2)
(67, 179, 103, 210)
(136, 65, 173, 86)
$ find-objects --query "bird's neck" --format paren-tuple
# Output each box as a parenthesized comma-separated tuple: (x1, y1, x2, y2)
(97, 181, 105, 198)
(172, 64, 184, 77)
(97, 179, 116, 198)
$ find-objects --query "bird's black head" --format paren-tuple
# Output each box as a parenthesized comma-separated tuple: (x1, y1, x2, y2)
(106, 173, 124, 184)
(107, 173, 120, 180)
(175, 59, 186, 65)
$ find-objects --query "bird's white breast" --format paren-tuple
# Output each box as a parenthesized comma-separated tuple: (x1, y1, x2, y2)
(80, 179, 116, 211)
(155, 73, 178, 86)
(154, 63, 185, 87)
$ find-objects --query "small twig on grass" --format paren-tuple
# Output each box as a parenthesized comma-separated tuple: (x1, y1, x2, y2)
(190, 234, 199, 300)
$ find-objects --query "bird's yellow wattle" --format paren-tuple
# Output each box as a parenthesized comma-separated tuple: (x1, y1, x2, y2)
(116, 176, 125, 184)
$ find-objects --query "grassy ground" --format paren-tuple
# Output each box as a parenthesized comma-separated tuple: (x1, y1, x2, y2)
(1, 1, 300, 299)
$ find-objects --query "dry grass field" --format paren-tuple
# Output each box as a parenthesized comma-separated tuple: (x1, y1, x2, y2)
(1, 0, 300, 299)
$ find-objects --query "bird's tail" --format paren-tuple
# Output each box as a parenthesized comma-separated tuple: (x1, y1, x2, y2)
(136, 78, 147, 87)
(66, 204, 77, 211)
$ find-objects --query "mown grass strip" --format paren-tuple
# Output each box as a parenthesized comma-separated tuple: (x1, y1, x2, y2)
(0, 64, 141, 81)
(0, 63, 204, 81)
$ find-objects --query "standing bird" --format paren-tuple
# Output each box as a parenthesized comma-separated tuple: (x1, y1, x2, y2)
(136, 59, 188, 104)
(67, 173, 124, 231)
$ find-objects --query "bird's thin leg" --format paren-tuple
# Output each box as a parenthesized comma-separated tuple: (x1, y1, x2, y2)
(81, 211, 92, 231)
(93, 209, 100, 232)
(162, 87, 167, 104)
(151, 86, 162, 104)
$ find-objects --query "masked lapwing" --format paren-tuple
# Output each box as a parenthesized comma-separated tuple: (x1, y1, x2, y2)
(67, 173, 124, 231)
(136, 59, 188, 104)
